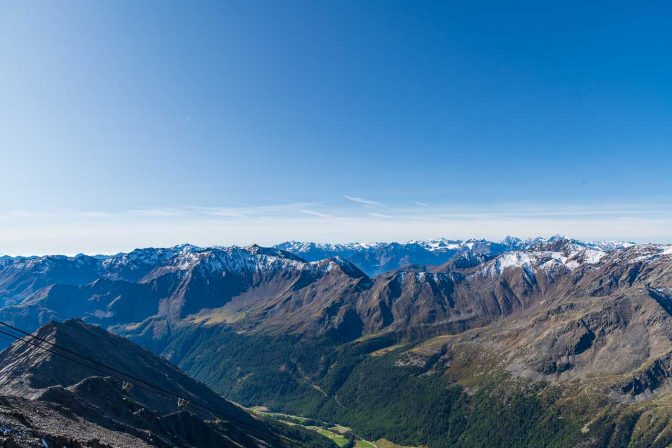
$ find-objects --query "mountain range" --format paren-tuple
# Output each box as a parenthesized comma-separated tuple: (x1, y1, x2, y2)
(1, 236, 672, 447)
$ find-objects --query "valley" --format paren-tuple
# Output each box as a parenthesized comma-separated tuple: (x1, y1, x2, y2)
(249, 407, 382, 448)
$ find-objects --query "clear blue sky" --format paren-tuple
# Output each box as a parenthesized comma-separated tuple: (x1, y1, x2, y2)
(1, 1, 671, 254)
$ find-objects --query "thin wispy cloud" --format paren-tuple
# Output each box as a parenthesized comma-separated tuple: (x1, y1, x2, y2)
(127, 208, 183, 217)
(344, 195, 380, 205)
(0, 210, 114, 219)
(200, 208, 246, 218)
(2, 210, 52, 218)
(76, 211, 115, 218)
(4, 202, 672, 222)
(301, 210, 332, 218)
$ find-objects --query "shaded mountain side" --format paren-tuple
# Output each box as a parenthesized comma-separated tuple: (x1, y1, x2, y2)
(0, 320, 307, 448)
(0, 247, 377, 345)
(0, 255, 104, 305)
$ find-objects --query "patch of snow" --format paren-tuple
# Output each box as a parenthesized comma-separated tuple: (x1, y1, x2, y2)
(582, 249, 607, 264)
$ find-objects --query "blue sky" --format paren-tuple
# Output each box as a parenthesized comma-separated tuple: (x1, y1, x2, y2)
(1, 1, 672, 254)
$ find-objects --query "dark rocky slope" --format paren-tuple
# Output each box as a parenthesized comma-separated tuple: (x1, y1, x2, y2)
(0, 320, 294, 447)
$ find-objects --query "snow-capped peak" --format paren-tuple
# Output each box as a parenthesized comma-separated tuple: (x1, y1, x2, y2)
(482, 243, 608, 277)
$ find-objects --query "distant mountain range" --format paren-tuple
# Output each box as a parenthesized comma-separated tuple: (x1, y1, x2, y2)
(2, 236, 672, 447)
(276, 236, 635, 276)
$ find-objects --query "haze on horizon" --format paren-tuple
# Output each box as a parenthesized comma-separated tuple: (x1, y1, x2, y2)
(1, 1, 671, 254)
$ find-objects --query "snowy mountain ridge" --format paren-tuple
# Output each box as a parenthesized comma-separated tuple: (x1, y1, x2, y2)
(0, 237, 658, 284)
(275, 235, 637, 254)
